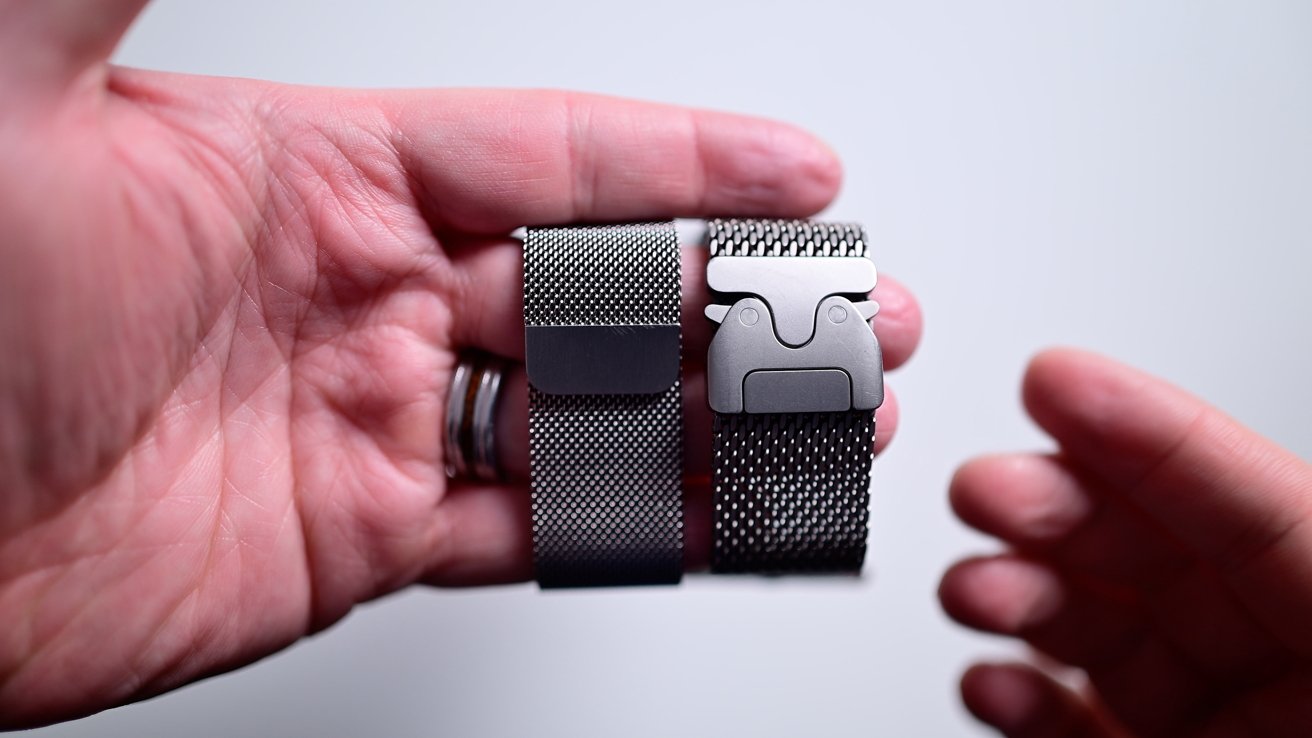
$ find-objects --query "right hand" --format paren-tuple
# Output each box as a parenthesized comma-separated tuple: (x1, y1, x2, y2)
(941, 349, 1312, 737)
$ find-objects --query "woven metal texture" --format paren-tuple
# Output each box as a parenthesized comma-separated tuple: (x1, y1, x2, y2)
(712, 411, 873, 572)
(529, 386, 683, 586)
(524, 222, 683, 588)
(707, 218, 868, 258)
(524, 222, 679, 326)
(707, 218, 876, 574)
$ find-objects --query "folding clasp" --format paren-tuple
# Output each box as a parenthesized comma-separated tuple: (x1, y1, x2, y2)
(705, 256, 884, 414)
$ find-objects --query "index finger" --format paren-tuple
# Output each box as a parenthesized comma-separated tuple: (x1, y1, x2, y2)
(381, 89, 843, 233)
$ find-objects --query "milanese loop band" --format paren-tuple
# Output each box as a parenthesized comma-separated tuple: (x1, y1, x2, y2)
(705, 218, 882, 574)
(524, 222, 683, 588)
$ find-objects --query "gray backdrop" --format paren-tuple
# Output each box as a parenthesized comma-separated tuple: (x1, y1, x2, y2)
(31, 1, 1312, 736)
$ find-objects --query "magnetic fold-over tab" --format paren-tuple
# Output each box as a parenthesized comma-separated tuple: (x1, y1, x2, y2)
(525, 324, 680, 396)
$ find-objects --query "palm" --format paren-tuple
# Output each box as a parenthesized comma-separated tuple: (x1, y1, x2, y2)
(1, 69, 474, 723)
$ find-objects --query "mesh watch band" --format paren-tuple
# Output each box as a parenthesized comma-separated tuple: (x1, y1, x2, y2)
(707, 219, 877, 574)
(524, 223, 683, 588)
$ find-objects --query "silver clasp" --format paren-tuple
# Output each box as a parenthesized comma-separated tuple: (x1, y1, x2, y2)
(705, 256, 884, 414)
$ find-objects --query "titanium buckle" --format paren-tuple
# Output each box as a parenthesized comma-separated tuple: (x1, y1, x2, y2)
(705, 256, 884, 414)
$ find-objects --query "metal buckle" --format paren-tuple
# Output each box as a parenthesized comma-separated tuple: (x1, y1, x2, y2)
(705, 256, 884, 414)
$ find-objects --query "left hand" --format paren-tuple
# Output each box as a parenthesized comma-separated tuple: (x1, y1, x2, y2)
(0, 0, 924, 728)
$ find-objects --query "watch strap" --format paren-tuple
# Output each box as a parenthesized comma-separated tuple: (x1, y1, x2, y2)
(706, 219, 878, 574)
(524, 222, 684, 587)
(712, 410, 873, 572)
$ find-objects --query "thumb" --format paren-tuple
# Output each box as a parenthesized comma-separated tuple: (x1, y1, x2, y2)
(1023, 348, 1312, 649)
(0, 0, 149, 94)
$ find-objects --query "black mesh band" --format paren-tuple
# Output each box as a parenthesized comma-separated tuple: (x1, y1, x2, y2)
(707, 218, 869, 259)
(712, 411, 873, 572)
(707, 219, 877, 574)
(524, 223, 683, 588)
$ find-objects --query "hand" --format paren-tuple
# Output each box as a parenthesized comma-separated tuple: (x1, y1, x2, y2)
(940, 349, 1312, 737)
(0, 1, 922, 728)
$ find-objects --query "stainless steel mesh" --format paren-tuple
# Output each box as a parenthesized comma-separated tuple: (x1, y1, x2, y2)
(707, 218, 876, 574)
(524, 222, 683, 588)
(529, 387, 683, 586)
(711, 411, 872, 572)
(525, 222, 680, 326)
(707, 218, 868, 258)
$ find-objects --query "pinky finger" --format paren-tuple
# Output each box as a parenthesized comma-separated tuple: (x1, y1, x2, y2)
(962, 663, 1128, 738)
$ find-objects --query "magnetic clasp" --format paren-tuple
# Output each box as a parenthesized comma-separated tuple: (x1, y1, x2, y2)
(525, 324, 681, 395)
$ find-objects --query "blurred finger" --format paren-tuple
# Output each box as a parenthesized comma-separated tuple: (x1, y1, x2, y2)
(951, 453, 1289, 681)
(2, 0, 149, 93)
(939, 555, 1211, 736)
(1023, 348, 1312, 652)
(950, 454, 1191, 590)
(939, 556, 1141, 667)
(961, 663, 1127, 738)
(869, 274, 922, 372)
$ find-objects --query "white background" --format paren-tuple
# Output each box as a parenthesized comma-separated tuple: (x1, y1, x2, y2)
(30, 1, 1312, 736)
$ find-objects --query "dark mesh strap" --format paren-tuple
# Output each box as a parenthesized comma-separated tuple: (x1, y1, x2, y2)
(707, 218, 868, 258)
(525, 223, 683, 587)
(707, 219, 876, 574)
(712, 411, 873, 572)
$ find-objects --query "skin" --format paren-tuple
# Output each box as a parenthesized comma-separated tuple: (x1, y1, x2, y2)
(0, 0, 923, 728)
(941, 349, 1312, 737)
